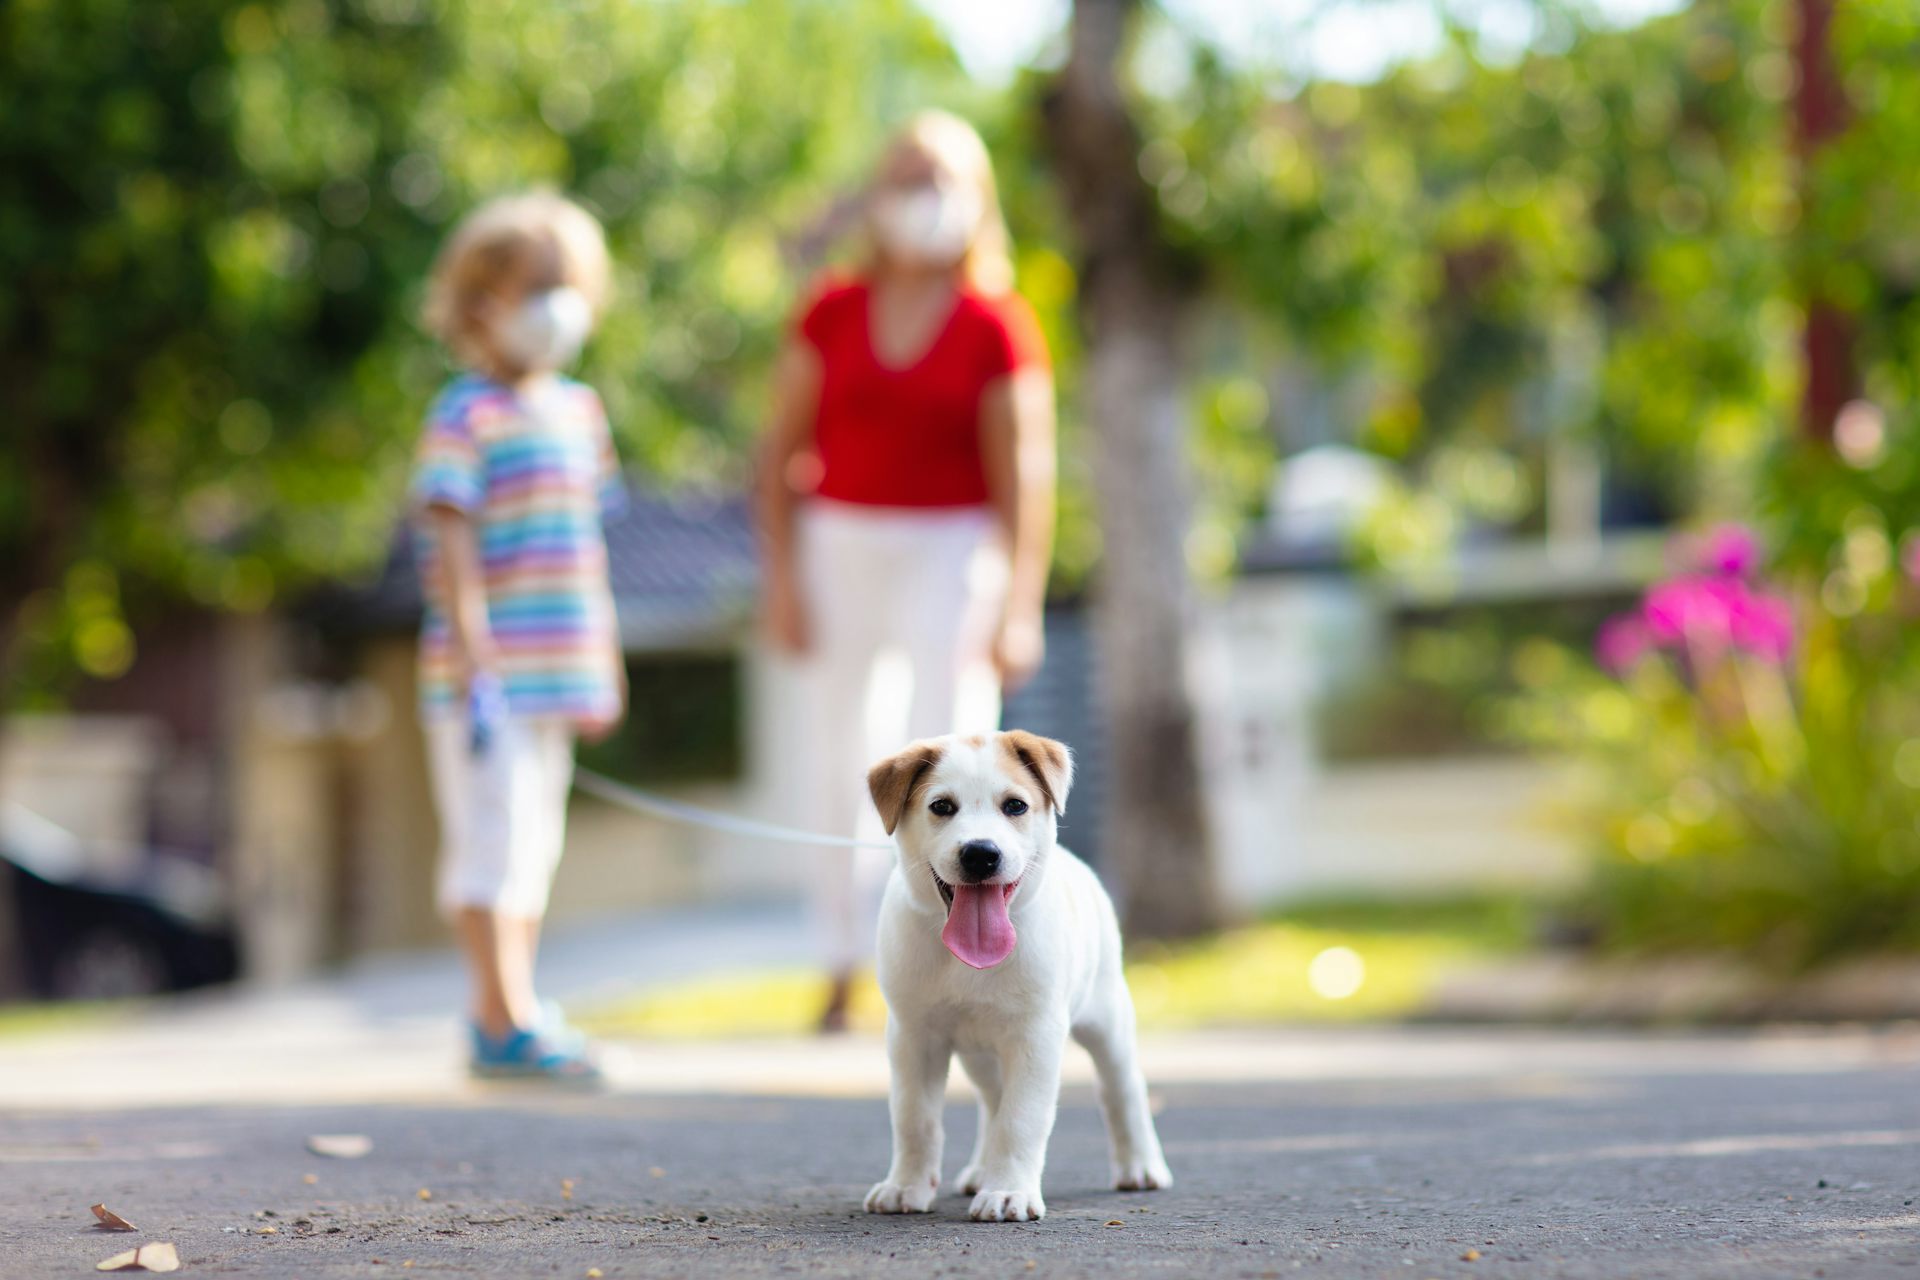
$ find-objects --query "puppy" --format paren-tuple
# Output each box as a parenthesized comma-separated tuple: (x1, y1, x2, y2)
(862, 730, 1172, 1223)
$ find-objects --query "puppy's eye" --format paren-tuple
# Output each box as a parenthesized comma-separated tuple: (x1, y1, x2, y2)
(1001, 797, 1029, 817)
(928, 797, 957, 818)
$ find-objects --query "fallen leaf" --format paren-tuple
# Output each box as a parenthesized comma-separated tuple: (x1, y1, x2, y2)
(91, 1204, 137, 1232)
(302, 1174, 318, 1185)
(1462, 1249, 1482, 1262)
(306, 1134, 372, 1159)
(588, 1271, 603, 1278)
(1105, 1219, 1125, 1227)
(257, 1226, 277, 1235)
(562, 1178, 575, 1201)
(417, 1188, 432, 1202)
(97, 1242, 179, 1273)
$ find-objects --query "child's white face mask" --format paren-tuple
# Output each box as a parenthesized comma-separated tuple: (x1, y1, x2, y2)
(495, 286, 593, 373)
(871, 183, 980, 267)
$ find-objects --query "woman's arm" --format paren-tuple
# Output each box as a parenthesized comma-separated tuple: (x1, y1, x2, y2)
(755, 340, 823, 653)
(980, 367, 1057, 690)
(427, 503, 497, 684)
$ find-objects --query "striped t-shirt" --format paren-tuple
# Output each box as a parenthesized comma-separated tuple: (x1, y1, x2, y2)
(410, 373, 626, 724)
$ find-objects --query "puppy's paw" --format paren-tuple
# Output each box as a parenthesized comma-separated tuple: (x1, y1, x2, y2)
(1112, 1154, 1173, 1191)
(865, 1177, 938, 1214)
(968, 1186, 1045, 1222)
(956, 1162, 985, 1195)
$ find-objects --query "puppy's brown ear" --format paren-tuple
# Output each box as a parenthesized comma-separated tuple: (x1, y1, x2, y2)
(1000, 730, 1073, 816)
(867, 739, 946, 836)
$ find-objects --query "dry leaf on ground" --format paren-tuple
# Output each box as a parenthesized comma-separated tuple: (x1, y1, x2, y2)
(90, 1204, 137, 1231)
(97, 1242, 179, 1272)
(305, 1134, 372, 1159)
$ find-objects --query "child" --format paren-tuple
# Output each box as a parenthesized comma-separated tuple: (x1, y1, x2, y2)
(413, 191, 626, 1079)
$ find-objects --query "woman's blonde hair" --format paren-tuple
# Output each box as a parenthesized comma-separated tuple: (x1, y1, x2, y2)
(423, 190, 611, 368)
(868, 110, 1015, 296)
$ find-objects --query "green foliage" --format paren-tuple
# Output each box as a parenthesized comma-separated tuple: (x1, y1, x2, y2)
(1129, 1, 1806, 563)
(11, 0, 1920, 715)
(1757, 6, 1920, 571)
(1477, 5, 1920, 967)
(2, 0, 966, 693)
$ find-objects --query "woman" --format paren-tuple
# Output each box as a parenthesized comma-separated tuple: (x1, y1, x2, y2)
(756, 111, 1058, 1031)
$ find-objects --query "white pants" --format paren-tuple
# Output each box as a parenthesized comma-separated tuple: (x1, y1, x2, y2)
(795, 500, 1007, 969)
(425, 716, 577, 918)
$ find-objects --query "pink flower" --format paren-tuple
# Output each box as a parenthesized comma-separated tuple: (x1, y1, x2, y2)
(1642, 576, 1740, 650)
(1728, 589, 1793, 662)
(1640, 575, 1793, 664)
(1595, 615, 1653, 674)
(1699, 524, 1762, 579)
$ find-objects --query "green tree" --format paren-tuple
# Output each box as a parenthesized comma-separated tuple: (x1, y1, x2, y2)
(1137, 1, 1800, 545)
(1, 0, 966, 702)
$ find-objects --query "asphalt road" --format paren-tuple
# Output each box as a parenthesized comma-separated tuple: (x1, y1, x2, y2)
(5, 1031, 1919, 1279)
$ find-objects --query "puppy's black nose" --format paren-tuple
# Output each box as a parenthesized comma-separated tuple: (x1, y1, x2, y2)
(957, 840, 1001, 882)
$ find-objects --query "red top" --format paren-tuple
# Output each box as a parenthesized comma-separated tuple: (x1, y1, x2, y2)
(796, 277, 1049, 508)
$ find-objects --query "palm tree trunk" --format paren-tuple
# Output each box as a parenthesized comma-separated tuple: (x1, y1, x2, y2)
(1043, 0, 1220, 941)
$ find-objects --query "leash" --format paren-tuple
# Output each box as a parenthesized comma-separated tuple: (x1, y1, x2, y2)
(572, 766, 896, 850)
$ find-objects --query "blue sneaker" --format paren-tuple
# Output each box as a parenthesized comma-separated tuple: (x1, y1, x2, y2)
(469, 1023, 603, 1083)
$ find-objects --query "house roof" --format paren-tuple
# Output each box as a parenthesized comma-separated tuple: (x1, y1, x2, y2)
(344, 487, 760, 651)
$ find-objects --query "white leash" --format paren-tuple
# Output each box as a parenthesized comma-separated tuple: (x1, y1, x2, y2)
(573, 767, 895, 850)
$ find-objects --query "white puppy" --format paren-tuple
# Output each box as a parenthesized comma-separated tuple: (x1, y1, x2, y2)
(862, 730, 1172, 1223)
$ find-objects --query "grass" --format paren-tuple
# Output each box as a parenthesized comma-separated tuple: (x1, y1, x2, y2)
(0, 998, 137, 1039)
(572, 896, 1535, 1040)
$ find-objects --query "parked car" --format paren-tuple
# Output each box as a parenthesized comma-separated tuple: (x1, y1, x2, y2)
(0, 802, 236, 1000)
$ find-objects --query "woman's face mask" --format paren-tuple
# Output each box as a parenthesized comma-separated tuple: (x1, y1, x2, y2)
(493, 286, 593, 373)
(871, 181, 981, 268)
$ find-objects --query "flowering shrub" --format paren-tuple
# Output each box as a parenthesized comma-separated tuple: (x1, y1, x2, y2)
(1504, 522, 1920, 966)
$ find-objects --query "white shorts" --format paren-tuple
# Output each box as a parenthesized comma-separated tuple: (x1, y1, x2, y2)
(424, 716, 577, 918)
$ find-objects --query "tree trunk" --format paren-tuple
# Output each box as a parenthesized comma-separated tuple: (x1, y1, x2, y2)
(1794, 0, 1853, 441)
(1043, 0, 1220, 942)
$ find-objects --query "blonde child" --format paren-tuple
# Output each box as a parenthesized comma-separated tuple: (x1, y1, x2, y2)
(414, 191, 626, 1078)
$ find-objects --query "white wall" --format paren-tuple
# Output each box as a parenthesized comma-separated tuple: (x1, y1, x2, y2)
(0, 714, 163, 878)
(1197, 575, 1587, 910)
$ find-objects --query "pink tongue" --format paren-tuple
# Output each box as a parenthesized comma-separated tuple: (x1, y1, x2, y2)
(942, 883, 1017, 969)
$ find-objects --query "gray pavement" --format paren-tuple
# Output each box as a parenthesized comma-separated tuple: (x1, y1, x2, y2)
(4, 1024, 1919, 1278)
